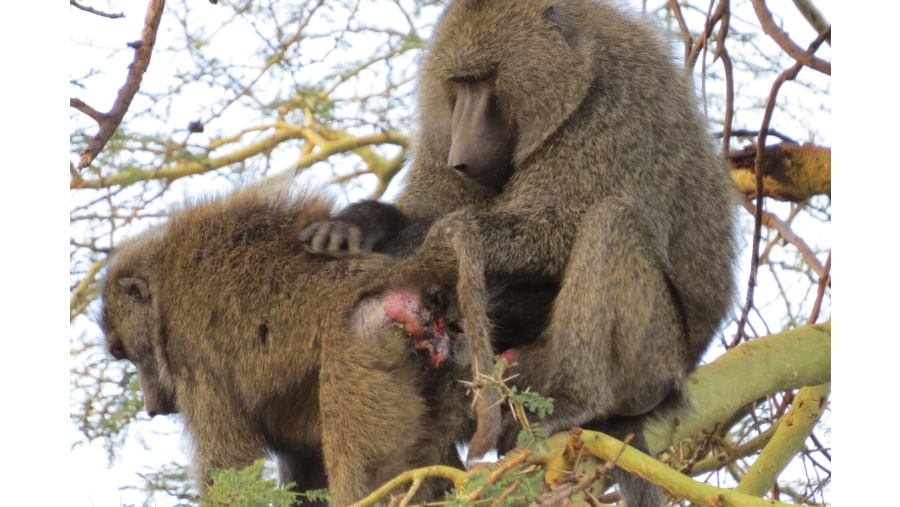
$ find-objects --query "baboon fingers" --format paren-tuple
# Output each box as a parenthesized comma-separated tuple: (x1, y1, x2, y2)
(300, 220, 364, 254)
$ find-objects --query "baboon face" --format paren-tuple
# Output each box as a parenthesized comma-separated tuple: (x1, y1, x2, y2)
(446, 76, 515, 190)
(425, 0, 593, 183)
(101, 269, 177, 417)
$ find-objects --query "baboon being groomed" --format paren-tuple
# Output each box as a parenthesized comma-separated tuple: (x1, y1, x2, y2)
(301, 1, 739, 505)
(100, 183, 480, 506)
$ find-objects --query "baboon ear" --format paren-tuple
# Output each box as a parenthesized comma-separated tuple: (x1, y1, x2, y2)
(543, 5, 578, 49)
(119, 277, 152, 304)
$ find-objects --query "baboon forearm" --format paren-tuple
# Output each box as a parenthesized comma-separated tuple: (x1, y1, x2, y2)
(463, 209, 575, 281)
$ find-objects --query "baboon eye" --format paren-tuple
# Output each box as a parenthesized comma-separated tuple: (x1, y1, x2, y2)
(450, 70, 495, 84)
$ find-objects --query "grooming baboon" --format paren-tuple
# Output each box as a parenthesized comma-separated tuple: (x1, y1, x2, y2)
(100, 184, 480, 506)
(301, 0, 738, 504)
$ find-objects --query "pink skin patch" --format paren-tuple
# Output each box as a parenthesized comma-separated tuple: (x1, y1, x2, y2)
(499, 348, 519, 375)
(499, 348, 520, 364)
(382, 287, 429, 339)
(382, 287, 454, 368)
(427, 319, 451, 368)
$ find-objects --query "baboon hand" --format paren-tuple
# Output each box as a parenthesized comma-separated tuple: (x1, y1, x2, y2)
(300, 200, 408, 255)
(300, 220, 379, 255)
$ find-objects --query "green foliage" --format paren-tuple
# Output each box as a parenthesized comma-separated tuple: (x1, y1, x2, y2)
(443, 467, 545, 506)
(507, 385, 554, 421)
(514, 422, 552, 452)
(202, 459, 332, 507)
(498, 360, 555, 450)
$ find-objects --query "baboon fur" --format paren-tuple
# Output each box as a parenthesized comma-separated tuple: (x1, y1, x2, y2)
(301, 1, 739, 505)
(100, 183, 477, 506)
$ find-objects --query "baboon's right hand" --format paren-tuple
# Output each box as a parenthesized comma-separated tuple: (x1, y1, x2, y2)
(300, 220, 378, 255)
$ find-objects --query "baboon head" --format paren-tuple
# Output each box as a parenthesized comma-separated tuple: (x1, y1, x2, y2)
(420, 0, 595, 190)
(100, 230, 177, 417)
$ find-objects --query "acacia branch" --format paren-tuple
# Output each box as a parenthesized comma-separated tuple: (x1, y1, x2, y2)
(70, 98, 106, 124)
(736, 383, 831, 496)
(74, 0, 166, 171)
(726, 142, 831, 288)
(690, 425, 777, 476)
(355, 323, 831, 505)
(667, 0, 693, 63)
(686, 1, 729, 72)
(576, 430, 796, 507)
(648, 321, 831, 453)
(71, 128, 407, 190)
(751, 0, 830, 75)
(70, 260, 105, 322)
(349, 465, 467, 507)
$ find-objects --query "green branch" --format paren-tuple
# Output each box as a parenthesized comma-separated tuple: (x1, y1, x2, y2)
(647, 320, 831, 454)
(736, 382, 831, 496)
(72, 128, 408, 190)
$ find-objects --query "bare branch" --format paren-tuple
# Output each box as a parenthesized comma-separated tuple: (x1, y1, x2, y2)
(70, 0, 125, 19)
(69, 97, 106, 124)
(740, 197, 825, 277)
(75, 0, 166, 171)
(751, 0, 831, 75)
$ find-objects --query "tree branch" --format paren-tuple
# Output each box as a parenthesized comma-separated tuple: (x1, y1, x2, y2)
(70, 0, 125, 19)
(74, 0, 166, 171)
(751, 0, 830, 75)
(729, 143, 831, 202)
(354, 322, 831, 506)
(739, 197, 825, 278)
(70, 127, 407, 190)
(736, 382, 831, 496)
(647, 321, 831, 453)
(791, 0, 831, 46)
(576, 430, 797, 507)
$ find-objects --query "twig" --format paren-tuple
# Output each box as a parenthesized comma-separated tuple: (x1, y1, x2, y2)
(70, 0, 124, 18)
(739, 197, 825, 277)
(807, 252, 831, 324)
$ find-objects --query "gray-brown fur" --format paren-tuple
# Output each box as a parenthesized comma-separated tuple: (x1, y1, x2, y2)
(100, 184, 476, 506)
(301, 1, 739, 505)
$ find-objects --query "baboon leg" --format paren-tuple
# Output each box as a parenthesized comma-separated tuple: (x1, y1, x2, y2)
(586, 416, 665, 507)
(522, 196, 687, 431)
(504, 198, 686, 505)
(319, 290, 439, 506)
(320, 361, 429, 506)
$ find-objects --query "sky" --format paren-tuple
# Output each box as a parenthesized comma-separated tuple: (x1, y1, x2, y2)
(28, 0, 896, 505)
